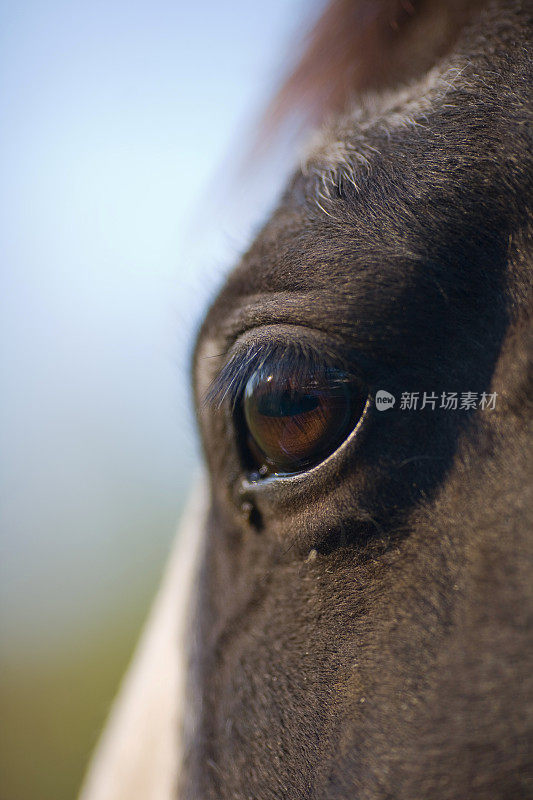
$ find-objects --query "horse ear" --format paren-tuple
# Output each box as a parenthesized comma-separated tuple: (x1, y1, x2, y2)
(265, 0, 487, 131)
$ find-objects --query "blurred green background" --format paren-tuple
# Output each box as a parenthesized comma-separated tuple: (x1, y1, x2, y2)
(0, 1, 312, 797)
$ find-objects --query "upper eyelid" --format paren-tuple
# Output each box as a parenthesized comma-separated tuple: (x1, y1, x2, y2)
(201, 337, 359, 412)
(202, 341, 317, 411)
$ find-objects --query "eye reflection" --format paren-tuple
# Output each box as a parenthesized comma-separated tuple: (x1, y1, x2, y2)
(241, 367, 366, 476)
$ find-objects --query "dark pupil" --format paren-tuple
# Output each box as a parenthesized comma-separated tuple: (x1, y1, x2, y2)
(256, 391, 319, 418)
(242, 368, 365, 476)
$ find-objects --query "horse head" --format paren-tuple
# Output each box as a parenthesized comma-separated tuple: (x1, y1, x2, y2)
(80, 3, 532, 798)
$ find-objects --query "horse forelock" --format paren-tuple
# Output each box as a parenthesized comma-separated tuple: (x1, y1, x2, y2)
(264, 0, 492, 134)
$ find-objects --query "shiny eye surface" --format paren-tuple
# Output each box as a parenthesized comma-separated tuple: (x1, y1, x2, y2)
(241, 367, 367, 476)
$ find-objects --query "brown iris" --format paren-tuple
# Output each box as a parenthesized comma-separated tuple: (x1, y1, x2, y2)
(242, 368, 366, 476)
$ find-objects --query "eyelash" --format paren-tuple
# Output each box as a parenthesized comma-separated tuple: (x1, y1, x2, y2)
(203, 339, 357, 412)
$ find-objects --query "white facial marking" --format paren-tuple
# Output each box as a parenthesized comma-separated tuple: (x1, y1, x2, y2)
(78, 480, 208, 800)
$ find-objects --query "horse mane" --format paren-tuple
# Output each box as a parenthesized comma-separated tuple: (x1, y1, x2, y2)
(266, 0, 490, 131)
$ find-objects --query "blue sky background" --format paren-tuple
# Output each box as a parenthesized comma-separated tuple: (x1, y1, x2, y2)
(0, 1, 321, 796)
(1, 0, 316, 647)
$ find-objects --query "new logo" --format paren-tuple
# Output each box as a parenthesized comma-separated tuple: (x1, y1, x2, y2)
(375, 390, 396, 411)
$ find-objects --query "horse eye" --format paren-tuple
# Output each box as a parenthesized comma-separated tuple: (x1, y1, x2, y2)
(241, 368, 367, 476)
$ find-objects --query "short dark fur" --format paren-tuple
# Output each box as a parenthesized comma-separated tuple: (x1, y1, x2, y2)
(184, 2, 532, 797)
